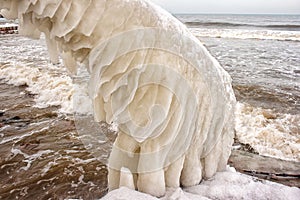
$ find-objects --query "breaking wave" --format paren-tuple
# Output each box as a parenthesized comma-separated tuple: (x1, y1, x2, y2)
(190, 28, 300, 41)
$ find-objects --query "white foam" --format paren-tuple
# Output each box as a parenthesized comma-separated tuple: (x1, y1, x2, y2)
(235, 102, 300, 162)
(41, 161, 58, 176)
(190, 28, 300, 41)
(0, 23, 17, 28)
(0, 124, 50, 145)
(0, 36, 93, 115)
(0, 63, 74, 114)
(11, 148, 54, 171)
(0, 35, 92, 115)
(73, 80, 93, 115)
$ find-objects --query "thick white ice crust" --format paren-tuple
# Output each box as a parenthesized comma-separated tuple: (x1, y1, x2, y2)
(102, 170, 300, 200)
(0, 0, 236, 197)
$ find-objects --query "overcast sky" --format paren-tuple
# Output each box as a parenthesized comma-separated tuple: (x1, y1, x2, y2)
(150, 0, 300, 14)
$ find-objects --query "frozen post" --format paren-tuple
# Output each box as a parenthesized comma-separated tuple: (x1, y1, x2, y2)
(0, 0, 236, 197)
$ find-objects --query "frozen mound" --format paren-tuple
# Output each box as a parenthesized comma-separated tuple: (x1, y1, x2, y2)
(102, 170, 300, 200)
(0, 0, 236, 197)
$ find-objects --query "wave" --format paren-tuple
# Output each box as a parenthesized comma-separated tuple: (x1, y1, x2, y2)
(185, 21, 248, 27)
(184, 21, 300, 31)
(264, 24, 300, 30)
(235, 102, 300, 162)
(190, 28, 300, 41)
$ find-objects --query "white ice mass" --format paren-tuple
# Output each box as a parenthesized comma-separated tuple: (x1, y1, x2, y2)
(1, 0, 237, 197)
(101, 169, 300, 200)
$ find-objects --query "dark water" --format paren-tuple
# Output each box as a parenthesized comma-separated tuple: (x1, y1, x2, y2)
(0, 81, 110, 199)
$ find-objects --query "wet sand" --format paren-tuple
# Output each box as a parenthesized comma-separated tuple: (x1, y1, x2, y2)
(0, 80, 299, 199)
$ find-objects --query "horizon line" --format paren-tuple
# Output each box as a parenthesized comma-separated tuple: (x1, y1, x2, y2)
(171, 12, 300, 15)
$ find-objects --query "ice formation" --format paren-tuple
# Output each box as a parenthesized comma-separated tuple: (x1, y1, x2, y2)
(0, 0, 236, 197)
(102, 170, 300, 200)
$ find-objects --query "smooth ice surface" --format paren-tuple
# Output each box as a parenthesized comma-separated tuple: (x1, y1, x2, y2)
(0, 0, 236, 197)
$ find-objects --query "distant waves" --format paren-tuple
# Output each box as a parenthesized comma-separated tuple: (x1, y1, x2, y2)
(190, 28, 300, 41)
(184, 21, 300, 31)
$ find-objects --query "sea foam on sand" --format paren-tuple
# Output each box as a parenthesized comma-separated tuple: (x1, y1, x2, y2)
(102, 168, 300, 200)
